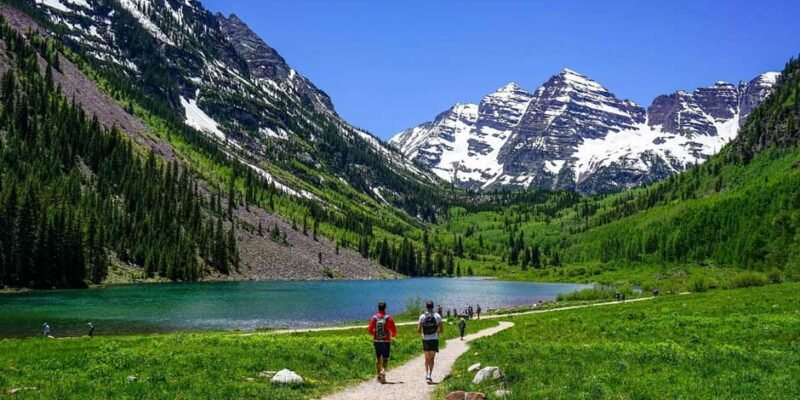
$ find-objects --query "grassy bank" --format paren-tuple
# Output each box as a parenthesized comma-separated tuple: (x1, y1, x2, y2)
(438, 283, 800, 399)
(0, 317, 496, 399)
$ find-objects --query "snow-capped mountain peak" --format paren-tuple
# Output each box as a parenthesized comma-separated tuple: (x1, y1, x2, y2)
(392, 69, 779, 194)
(494, 81, 524, 94)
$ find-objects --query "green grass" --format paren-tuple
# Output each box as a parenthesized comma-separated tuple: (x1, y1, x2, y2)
(0, 319, 498, 399)
(437, 283, 800, 399)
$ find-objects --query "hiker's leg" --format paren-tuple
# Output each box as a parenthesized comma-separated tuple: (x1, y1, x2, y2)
(425, 351, 431, 373)
(376, 357, 383, 375)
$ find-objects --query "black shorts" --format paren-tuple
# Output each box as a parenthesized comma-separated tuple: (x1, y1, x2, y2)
(422, 339, 439, 352)
(374, 341, 391, 359)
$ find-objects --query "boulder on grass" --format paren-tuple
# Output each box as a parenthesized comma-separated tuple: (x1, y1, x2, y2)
(270, 369, 304, 385)
(467, 363, 482, 372)
(472, 366, 503, 384)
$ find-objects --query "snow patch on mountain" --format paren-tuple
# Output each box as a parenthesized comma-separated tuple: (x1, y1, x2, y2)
(180, 92, 225, 141)
(117, 0, 175, 46)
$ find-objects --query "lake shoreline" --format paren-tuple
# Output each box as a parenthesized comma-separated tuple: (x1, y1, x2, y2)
(0, 278, 589, 338)
(0, 296, 606, 341)
(1, 274, 501, 294)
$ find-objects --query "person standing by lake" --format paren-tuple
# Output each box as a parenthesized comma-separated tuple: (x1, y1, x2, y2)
(367, 302, 397, 384)
(42, 322, 50, 338)
(418, 300, 443, 384)
(88, 322, 95, 338)
(476, 305, 482, 319)
(458, 317, 466, 340)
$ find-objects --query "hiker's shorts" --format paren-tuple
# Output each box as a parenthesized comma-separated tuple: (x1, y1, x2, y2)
(374, 341, 391, 359)
(422, 339, 439, 352)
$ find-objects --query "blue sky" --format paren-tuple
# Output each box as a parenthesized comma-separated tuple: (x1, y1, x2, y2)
(202, 0, 799, 140)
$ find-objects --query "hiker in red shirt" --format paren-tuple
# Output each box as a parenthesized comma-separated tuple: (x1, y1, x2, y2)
(368, 301, 397, 384)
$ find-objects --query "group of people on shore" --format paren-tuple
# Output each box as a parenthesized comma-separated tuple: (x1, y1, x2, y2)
(440, 304, 481, 320)
(41, 322, 94, 338)
(367, 300, 478, 385)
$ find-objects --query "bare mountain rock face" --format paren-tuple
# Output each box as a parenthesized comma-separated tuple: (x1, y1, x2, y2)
(217, 13, 335, 114)
(392, 69, 779, 194)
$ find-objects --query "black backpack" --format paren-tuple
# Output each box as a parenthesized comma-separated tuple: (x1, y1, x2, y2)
(422, 312, 438, 335)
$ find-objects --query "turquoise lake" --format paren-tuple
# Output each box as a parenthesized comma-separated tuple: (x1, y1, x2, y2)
(0, 278, 588, 337)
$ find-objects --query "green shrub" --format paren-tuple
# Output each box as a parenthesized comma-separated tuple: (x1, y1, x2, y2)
(729, 271, 768, 288)
(691, 276, 718, 292)
(557, 287, 618, 301)
(767, 269, 784, 284)
(403, 296, 425, 317)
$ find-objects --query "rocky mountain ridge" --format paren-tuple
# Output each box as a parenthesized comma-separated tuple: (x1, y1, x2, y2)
(391, 69, 779, 194)
(30, 0, 435, 206)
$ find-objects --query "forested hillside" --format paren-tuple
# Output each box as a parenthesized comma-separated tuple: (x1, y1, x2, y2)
(0, 20, 236, 287)
(0, 0, 797, 289)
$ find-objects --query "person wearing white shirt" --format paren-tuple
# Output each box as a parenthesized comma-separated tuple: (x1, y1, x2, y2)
(417, 300, 443, 383)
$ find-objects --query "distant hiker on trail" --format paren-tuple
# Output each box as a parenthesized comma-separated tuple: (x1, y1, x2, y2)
(446, 308, 451, 318)
(652, 288, 660, 297)
(476, 305, 482, 319)
(417, 300, 443, 384)
(437, 305, 443, 316)
(42, 323, 50, 338)
(468, 305, 473, 319)
(368, 302, 397, 384)
(458, 317, 466, 341)
(88, 322, 95, 338)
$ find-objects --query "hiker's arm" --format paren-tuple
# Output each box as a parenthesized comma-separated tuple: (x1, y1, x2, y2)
(367, 317, 375, 335)
(388, 318, 398, 338)
(438, 320, 444, 334)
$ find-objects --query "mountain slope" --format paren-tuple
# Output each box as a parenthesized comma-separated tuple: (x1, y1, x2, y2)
(28, 0, 438, 211)
(428, 56, 800, 284)
(392, 69, 778, 194)
(0, 0, 413, 286)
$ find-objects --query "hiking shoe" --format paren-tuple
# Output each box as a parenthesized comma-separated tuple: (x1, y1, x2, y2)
(379, 373, 386, 384)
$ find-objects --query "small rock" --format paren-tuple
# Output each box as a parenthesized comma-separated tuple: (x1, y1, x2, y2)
(8, 387, 36, 395)
(258, 370, 277, 379)
(245, 377, 255, 382)
(125, 376, 137, 383)
(472, 366, 503, 384)
(494, 389, 512, 398)
(444, 391, 467, 400)
(444, 392, 485, 400)
(270, 369, 304, 385)
(467, 363, 482, 372)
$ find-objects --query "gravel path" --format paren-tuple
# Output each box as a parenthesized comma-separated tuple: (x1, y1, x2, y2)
(320, 321, 515, 400)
